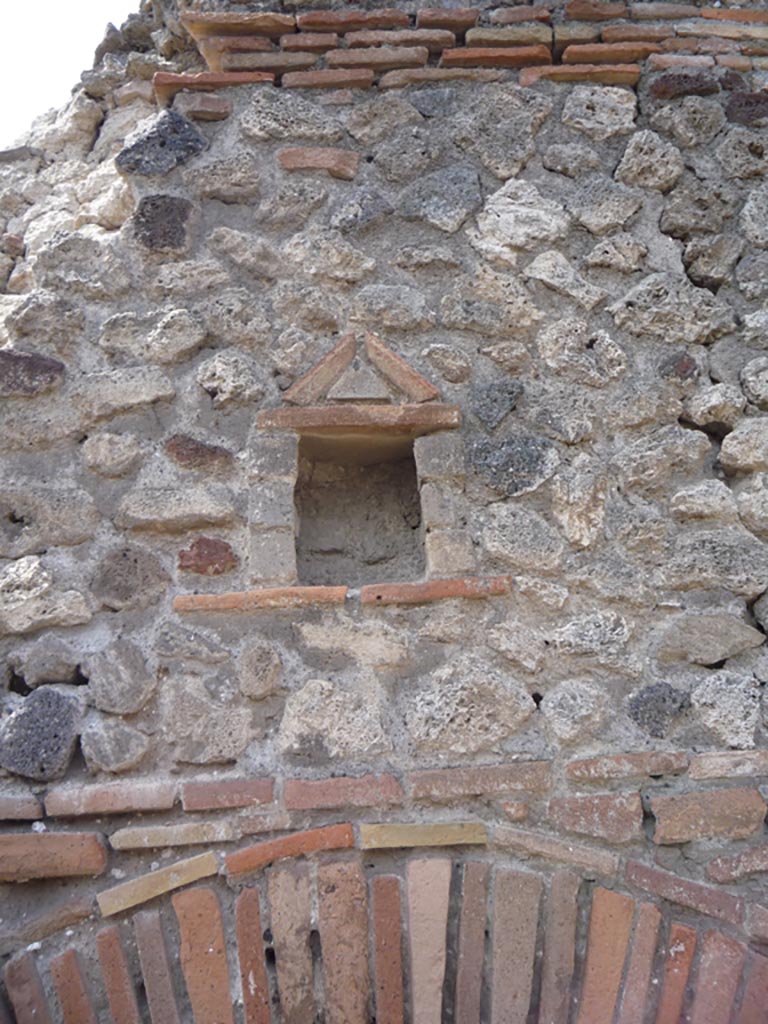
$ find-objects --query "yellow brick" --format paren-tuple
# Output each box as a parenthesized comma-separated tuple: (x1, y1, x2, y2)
(358, 822, 487, 850)
(109, 822, 236, 851)
(97, 851, 218, 917)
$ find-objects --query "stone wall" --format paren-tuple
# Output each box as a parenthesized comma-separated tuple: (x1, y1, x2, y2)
(2, 0, 768, 1020)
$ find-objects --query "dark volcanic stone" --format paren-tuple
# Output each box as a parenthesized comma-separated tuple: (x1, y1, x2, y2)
(178, 537, 238, 575)
(472, 379, 524, 431)
(91, 544, 170, 611)
(470, 434, 558, 496)
(658, 349, 699, 387)
(0, 350, 65, 397)
(116, 110, 207, 176)
(164, 434, 233, 470)
(0, 687, 82, 781)
(328, 188, 393, 233)
(133, 195, 193, 251)
(628, 682, 690, 739)
(649, 71, 719, 101)
(726, 91, 768, 128)
(398, 165, 483, 233)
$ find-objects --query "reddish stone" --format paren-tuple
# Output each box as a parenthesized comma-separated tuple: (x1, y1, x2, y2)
(178, 537, 238, 576)
(50, 949, 98, 1024)
(134, 909, 182, 1024)
(0, 833, 107, 882)
(624, 861, 744, 926)
(0, 349, 65, 398)
(1, 233, 24, 257)
(371, 876, 405, 1024)
(226, 823, 355, 876)
(284, 773, 403, 811)
(738, 953, 768, 1024)
(0, 794, 42, 820)
(649, 70, 720, 98)
(548, 792, 644, 844)
(361, 574, 509, 606)
(268, 863, 315, 1024)
(655, 922, 697, 1024)
(3, 952, 53, 1024)
(296, 10, 410, 32)
(576, 888, 635, 1024)
(442, 44, 552, 67)
(417, 8, 480, 31)
(747, 903, 768, 942)
(563, 41, 662, 62)
(690, 931, 747, 1024)
(283, 69, 375, 89)
(173, 92, 232, 121)
(650, 787, 766, 844)
(491, 869, 542, 1023)
(181, 778, 273, 812)
(539, 871, 581, 1024)
(565, 752, 688, 783)
(566, 0, 628, 18)
(45, 780, 176, 817)
(317, 861, 370, 1023)
(615, 902, 661, 1024)
(235, 890, 271, 1024)
(165, 434, 233, 470)
(499, 800, 528, 821)
(173, 887, 233, 1024)
(520, 63, 641, 86)
(366, 331, 440, 402)
(409, 760, 551, 801)
(278, 146, 360, 180)
(326, 46, 430, 70)
(97, 926, 141, 1024)
(454, 862, 489, 1024)
(726, 91, 768, 126)
(408, 858, 452, 1024)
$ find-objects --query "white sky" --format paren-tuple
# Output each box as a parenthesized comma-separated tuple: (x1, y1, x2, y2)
(1, 1, 139, 148)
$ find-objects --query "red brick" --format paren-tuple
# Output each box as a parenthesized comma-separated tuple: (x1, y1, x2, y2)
(690, 930, 747, 1024)
(632, 2, 699, 17)
(408, 858, 452, 1024)
(576, 888, 635, 1024)
(97, 926, 141, 1024)
(174, 584, 348, 613)
(283, 68, 375, 89)
(173, 887, 233, 1024)
(281, 31, 339, 51)
(347, 28, 455, 51)
(3, 952, 53, 1024)
(567, 0, 628, 18)
(327, 46, 430, 70)
(442, 44, 552, 67)
(153, 71, 275, 105)
(651, 787, 766, 844)
(648, 53, 715, 69)
(490, 6, 552, 25)
(410, 760, 550, 801)
(45, 779, 176, 817)
(566, 752, 689, 784)
(702, 8, 768, 24)
(198, 36, 273, 72)
(707, 842, 768, 883)
(539, 871, 581, 1024)
(0, 832, 107, 881)
(173, 92, 232, 121)
(178, 537, 238, 575)
(257, 402, 461, 435)
(455, 862, 489, 1024)
(134, 909, 182, 1024)
(616, 902, 661, 1024)
(371, 876, 405, 1024)
(602, 24, 672, 41)
(718, 54, 752, 70)
(655, 922, 697, 1024)
(499, 800, 528, 821)
(284, 773, 402, 811)
(318, 861, 370, 1022)
(746, 903, 768, 942)
(520, 63, 642, 85)
(297, 10, 410, 32)
(496, 825, 620, 877)
(366, 331, 440, 402)
(417, 8, 479, 32)
(0, 794, 42, 820)
(662, 37, 741, 54)
(221, 52, 317, 73)
(181, 778, 273, 812)
(284, 331, 354, 404)
(690, 750, 768, 780)
(182, 12, 296, 40)
(491, 869, 542, 1023)
(268, 863, 315, 1023)
(50, 950, 98, 1024)
(362, 574, 509, 607)
(235, 890, 270, 1024)
(278, 146, 360, 181)
(563, 41, 661, 62)
(3, 895, 93, 951)
(548, 792, 644, 844)
(226, 823, 354, 877)
(738, 953, 768, 1024)
(624, 860, 744, 926)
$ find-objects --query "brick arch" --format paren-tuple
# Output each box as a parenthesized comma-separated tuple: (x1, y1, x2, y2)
(3, 845, 767, 1024)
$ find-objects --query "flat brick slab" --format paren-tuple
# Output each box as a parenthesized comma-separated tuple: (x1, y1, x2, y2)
(0, 795, 43, 820)
(409, 761, 550, 800)
(548, 792, 644, 844)
(283, 69, 375, 88)
(0, 833, 107, 882)
(258, 403, 461, 434)
(174, 585, 348, 613)
(181, 778, 274, 812)
(651, 787, 767, 844)
(45, 780, 176, 818)
(153, 71, 275, 104)
(442, 43, 552, 66)
(361, 575, 510, 606)
(359, 822, 486, 849)
(97, 852, 219, 918)
(624, 861, 744, 927)
(182, 12, 296, 40)
(565, 752, 688, 783)
(226, 823, 355, 876)
(520, 62, 642, 85)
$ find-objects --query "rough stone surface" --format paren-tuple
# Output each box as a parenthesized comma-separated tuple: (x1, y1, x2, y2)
(691, 671, 760, 749)
(471, 436, 560, 496)
(0, 687, 82, 781)
(484, 504, 563, 570)
(84, 641, 156, 715)
(279, 679, 390, 761)
(398, 166, 482, 233)
(90, 545, 170, 611)
(627, 683, 690, 739)
(609, 273, 735, 344)
(133, 195, 193, 252)
(561, 84, 637, 140)
(615, 130, 684, 191)
(80, 718, 149, 774)
(116, 111, 207, 176)
(542, 681, 606, 745)
(473, 179, 571, 260)
(0, 350, 65, 398)
(0, 557, 91, 636)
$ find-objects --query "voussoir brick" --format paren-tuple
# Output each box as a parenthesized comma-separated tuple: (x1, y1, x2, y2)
(3, 952, 53, 1024)
(97, 926, 141, 1024)
(371, 876, 405, 1024)
(226, 823, 354, 876)
(655, 921, 697, 1024)
(45, 779, 176, 817)
(50, 949, 98, 1024)
(576, 888, 635, 1024)
(548, 792, 644, 844)
(739, 953, 768, 1024)
(278, 146, 360, 181)
(268, 863, 315, 1024)
(455, 862, 489, 1024)
(408, 858, 452, 1024)
(318, 861, 370, 1024)
(539, 871, 581, 1024)
(181, 777, 274, 812)
(689, 930, 747, 1024)
(650, 787, 767, 844)
(616, 902, 661, 1024)
(284, 773, 403, 811)
(134, 909, 182, 1024)
(491, 869, 542, 1024)
(235, 889, 271, 1024)
(0, 832, 107, 881)
(173, 887, 234, 1024)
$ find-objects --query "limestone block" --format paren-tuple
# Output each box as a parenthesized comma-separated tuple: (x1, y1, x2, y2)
(541, 680, 606, 744)
(561, 84, 637, 140)
(0, 557, 91, 636)
(90, 544, 170, 611)
(691, 671, 760, 749)
(656, 612, 764, 665)
(81, 718, 149, 774)
(398, 165, 482, 233)
(483, 504, 563, 570)
(238, 641, 283, 700)
(0, 487, 99, 558)
(83, 433, 143, 477)
(162, 676, 252, 765)
(615, 130, 684, 192)
(279, 678, 390, 760)
(116, 485, 236, 532)
(196, 351, 264, 407)
(84, 640, 156, 715)
(609, 273, 735, 343)
(241, 88, 343, 142)
(472, 180, 571, 262)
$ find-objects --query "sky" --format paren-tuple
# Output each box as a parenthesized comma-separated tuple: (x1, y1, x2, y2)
(1, 1, 139, 148)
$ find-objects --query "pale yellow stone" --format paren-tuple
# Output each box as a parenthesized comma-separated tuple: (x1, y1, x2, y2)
(97, 851, 218, 917)
(358, 822, 487, 849)
(109, 822, 236, 850)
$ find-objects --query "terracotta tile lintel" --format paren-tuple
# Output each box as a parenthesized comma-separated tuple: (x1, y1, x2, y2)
(153, 71, 275, 104)
(361, 575, 512, 606)
(257, 403, 462, 434)
(174, 586, 349, 613)
(181, 12, 297, 42)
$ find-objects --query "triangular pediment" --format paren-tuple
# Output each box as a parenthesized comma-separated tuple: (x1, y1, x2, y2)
(283, 332, 441, 407)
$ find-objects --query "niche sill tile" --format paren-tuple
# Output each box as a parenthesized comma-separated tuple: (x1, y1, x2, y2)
(361, 575, 512, 605)
(173, 585, 349, 613)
